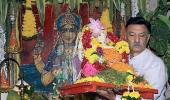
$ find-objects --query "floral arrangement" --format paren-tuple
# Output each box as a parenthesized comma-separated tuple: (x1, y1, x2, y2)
(74, 9, 154, 100)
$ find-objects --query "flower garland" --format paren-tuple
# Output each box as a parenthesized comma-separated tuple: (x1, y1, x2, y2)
(122, 91, 140, 100)
(82, 27, 92, 49)
(22, 0, 37, 38)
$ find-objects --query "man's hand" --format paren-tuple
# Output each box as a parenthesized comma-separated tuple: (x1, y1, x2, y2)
(96, 89, 115, 100)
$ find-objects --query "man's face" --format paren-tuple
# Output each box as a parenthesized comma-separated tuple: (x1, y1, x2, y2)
(126, 24, 150, 56)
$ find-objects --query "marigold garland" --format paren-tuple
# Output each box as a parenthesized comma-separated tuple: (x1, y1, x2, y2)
(108, 62, 133, 72)
(103, 48, 122, 63)
(115, 41, 130, 54)
(75, 76, 105, 83)
(121, 91, 141, 100)
(22, 0, 37, 38)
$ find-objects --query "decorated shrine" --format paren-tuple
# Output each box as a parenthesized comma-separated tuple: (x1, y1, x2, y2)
(0, 0, 170, 100)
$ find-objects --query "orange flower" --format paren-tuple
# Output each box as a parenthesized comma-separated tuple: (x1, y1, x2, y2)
(103, 48, 122, 63)
(108, 62, 133, 72)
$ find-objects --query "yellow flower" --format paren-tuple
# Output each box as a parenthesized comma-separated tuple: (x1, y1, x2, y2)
(100, 8, 113, 32)
(129, 91, 140, 99)
(26, 0, 31, 8)
(115, 41, 130, 54)
(126, 75, 134, 82)
(91, 38, 101, 47)
(88, 54, 98, 64)
(85, 48, 96, 58)
(93, 76, 105, 82)
(75, 76, 105, 83)
(122, 91, 130, 97)
(107, 41, 114, 46)
(121, 98, 127, 100)
(22, 9, 37, 38)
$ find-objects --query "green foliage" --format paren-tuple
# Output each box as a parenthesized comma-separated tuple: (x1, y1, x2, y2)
(7, 90, 21, 100)
(97, 68, 128, 85)
(31, 93, 48, 100)
(24, 86, 34, 96)
(36, 0, 45, 27)
(132, 76, 144, 84)
(0, 0, 8, 30)
(163, 44, 170, 83)
(137, 0, 147, 14)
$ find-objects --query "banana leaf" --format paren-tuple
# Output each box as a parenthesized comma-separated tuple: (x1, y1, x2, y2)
(36, 0, 45, 27)
(0, 0, 8, 30)
(76, 0, 82, 12)
(137, 0, 146, 14)
(158, 15, 170, 29)
(149, 19, 170, 56)
(149, 37, 168, 56)
(109, 0, 114, 22)
(68, 0, 75, 11)
(113, 0, 122, 11)
(164, 44, 170, 83)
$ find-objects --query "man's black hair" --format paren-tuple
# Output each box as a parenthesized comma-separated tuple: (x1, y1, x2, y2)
(125, 17, 151, 33)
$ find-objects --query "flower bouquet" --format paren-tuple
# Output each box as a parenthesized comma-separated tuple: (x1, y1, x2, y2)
(59, 9, 158, 99)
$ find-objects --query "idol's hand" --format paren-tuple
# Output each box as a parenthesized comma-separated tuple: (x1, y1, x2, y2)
(51, 67, 61, 76)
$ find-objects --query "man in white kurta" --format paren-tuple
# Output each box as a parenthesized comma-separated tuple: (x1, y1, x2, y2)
(97, 17, 168, 100)
(129, 48, 168, 100)
(126, 17, 168, 100)
(116, 17, 168, 100)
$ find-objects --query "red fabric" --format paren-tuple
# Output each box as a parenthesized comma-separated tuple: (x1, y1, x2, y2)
(60, 3, 68, 13)
(31, 4, 40, 30)
(79, 3, 89, 26)
(21, 39, 37, 64)
(91, 8, 101, 20)
(43, 4, 55, 37)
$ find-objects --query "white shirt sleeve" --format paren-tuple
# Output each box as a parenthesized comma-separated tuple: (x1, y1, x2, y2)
(115, 95, 121, 100)
(144, 60, 168, 100)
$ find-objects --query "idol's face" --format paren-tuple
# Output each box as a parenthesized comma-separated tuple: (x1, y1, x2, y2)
(62, 31, 76, 44)
(126, 24, 150, 56)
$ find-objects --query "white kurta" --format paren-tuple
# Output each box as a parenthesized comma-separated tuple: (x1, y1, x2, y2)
(116, 48, 168, 100)
(129, 48, 168, 100)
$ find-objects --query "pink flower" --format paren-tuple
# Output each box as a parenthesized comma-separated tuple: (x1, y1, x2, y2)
(82, 61, 99, 77)
(88, 18, 104, 37)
